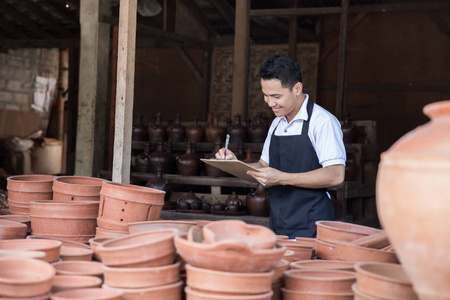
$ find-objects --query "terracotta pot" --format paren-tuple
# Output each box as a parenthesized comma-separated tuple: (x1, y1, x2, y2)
(334, 241, 399, 263)
(59, 246, 93, 261)
(376, 100, 450, 300)
(0, 214, 31, 233)
(350, 231, 390, 249)
(228, 115, 247, 144)
(272, 259, 289, 284)
(186, 117, 204, 143)
(50, 288, 122, 300)
(275, 239, 314, 261)
(355, 262, 418, 300)
(316, 221, 381, 244)
(132, 115, 148, 141)
(103, 261, 180, 288)
(135, 144, 150, 173)
(176, 142, 201, 176)
(352, 283, 380, 300)
(52, 261, 104, 279)
(26, 235, 91, 249)
(147, 113, 167, 142)
(0, 257, 55, 298)
(0, 249, 47, 260)
(30, 200, 99, 243)
(290, 260, 355, 272)
(272, 282, 283, 300)
(281, 288, 353, 300)
(95, 227, 128, 238)
(52, 176, 104, 201)
(167, 113, 186, 142)
(149, 141, 177, 174)
(205, 117, 225, 143)
(0, 292, 51, 300)
(0, 219, 28, 239)
(202, 220, 276, 250)
(315, 239, 336, 260)
(178, 219, 211, 227)
(174, 233, 286, 273)
(128, 220, 196, 236)
(96, 229, 177, 267)
(102, 280, 183, 300)
(185, 286, 273, 300)
(186, 263, 273, 295)
(246, 184, 270, 217)
(276, 235, 289, 240)
(97, 181, 165, 231)
(6, 174, 54, 214)
(284, 269, 356, 293)
(51, 275, 102, 293)
(88, 237, 116, 261)
(0, 239, 62, 263)
(283, 250, 295, 263)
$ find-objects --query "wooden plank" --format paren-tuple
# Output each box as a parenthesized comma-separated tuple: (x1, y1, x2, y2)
(112, 0, 137, 184)
(178, 0, 218, 36)
(0, 110, 40, 139)
(335, 0, 349, 120)
(231, 0, 250, 117)
(163, 0, 177, 32)
(288, 1, 298, 59)
(108, 25, 119, 171)
(174, 47, 203, 83)
(210, 0, 235, 29)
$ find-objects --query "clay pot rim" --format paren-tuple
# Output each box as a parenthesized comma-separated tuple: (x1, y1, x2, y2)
(52, 274, 103, 288)
(290, 259, 355, 270)
(51, 287, 123, 300)
(316, 238, 335, 247)
(185, 286, 273, 299)
(53, 176, 104, 187)
(284, 269, 356, 281)
(128, 220, 197, 226)
(276, 239, 315, 249)
(0, 214, 31, 221)
(60, 246, 94, 256)
(7, 174, 54, 183)
(0, 249, 47, 259)
(334, 241, 399, 263)
(0, 291, 52, 300)
(89, 237, 116, 244)
(355, 262, 412, 285)
(103, 261, 180, 273)
(0, 219, 28, 229)
(281, 287, 353, 297)
(52, 261, 104, 276)
(102, 280, 183, 293)
(351, 283, 379, 300)
(26, 236, 91, 249)
(102, 181, 165, 195)
(276, 259, 290, 268)
(30, 200, 100, 206)
(316, 221, 381, 236)
(0, 238, 62, 250)
(0, 257, 56, 284)
(186, 263, 274, 278)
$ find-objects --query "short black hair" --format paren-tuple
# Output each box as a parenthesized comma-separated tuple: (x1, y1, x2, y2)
(258, 54, 303, 90)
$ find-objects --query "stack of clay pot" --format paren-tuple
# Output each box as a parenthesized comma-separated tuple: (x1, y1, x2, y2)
(96, 181, 165, 237)
(175, 220, 286, 300)
(96, 229, 183, 299)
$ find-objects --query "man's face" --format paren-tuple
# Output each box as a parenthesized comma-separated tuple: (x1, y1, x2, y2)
(261, 79, 303, 123)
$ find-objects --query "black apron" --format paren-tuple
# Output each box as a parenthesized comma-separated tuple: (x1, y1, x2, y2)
(268, 98, 335, 239)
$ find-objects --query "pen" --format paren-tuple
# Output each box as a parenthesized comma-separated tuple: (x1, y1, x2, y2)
(224, 134, 230, 159)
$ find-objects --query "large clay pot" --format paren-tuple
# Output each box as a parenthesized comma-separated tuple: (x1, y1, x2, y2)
(176, 142, 201, 176)
(135, 144, 150, 173)
(376, 100, 450, 299)
(51, 288, 122, 300)
(248, 115, 267, 143)
(228, 115, 247, 144)
(0, 219, 28, 240)
(132, 115, 147, 141)
(147, 113, 167, 142)
(246, 183, 270, 217)
(149, 142, 176, 174)
(0, 239, 62, 263)
(145, 168, 171, 202)
(167, 113, 186, 142)
(186, 117, 204, 143)
(205, 117, 225, 143)
(52, 176, 104, 201)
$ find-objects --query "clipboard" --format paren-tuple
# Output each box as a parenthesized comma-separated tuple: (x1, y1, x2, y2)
(200, 159, 260, 183)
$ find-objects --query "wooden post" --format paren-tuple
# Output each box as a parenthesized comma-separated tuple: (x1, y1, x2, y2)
(108, 25, 119, 171)
(335, 0, 349, 120)
(112, 0, 137, 184)
(288, 0, 298, 59)
(231, 0, 250, 118)
(58, 49, 69, 174)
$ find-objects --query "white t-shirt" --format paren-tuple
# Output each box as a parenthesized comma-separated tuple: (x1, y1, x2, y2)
(260, 94, 346, 167)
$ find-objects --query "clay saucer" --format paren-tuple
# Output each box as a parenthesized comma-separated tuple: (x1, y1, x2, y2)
(352, 283, 381, 300)
(275, 239, 314, 261)
(174, 233, 286, 273)
(128, 220, 196, 236)
(59, 246, 93, 261)
(185, 286, 273, 300)
(202, 219, 277, 250)
(0, 239, 62, 263)
(96, 229, 178, 267)
(102, 281, 183, 300)
(283, 249, 295, 263)
(103, 261, 180, 289)
(186, 263, 274, 295)
(88, 237, 116, 261)
(51, 275, 102, 293)
(51, 287, 123, 300)
(0, 292, 51, 300)
(284, 269, 356, 293)
(315, 239, 337, 260)
(290, 260, 355, 272)
(334, 242, 399, 263)
(0, 214, 31, 233)
(272, 259, 290, 284)
(52, 261, 104, 279)
(282, 288, 353, 300)
(0, 219, 28, 240)
(95, 227, 128, 238)
(355, 262, 418, 299)
(0, 257, 55, 298)
(316, 221, 381, 244)
(0, 249, 46, 260)
(27, 235, 91, 249)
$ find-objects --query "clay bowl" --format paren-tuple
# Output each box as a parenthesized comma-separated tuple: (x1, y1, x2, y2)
(272, 259, 290, 284)
(316, 221, 381, 244)
(277, 235, 289, 239)
(102, 280, 183, 300)
(50, 287, 122, 300)
(0, 292, 51, 300)
(334, 242, 399, 263)
(96, 229, 178, 267)
(0, 239, 62, 263)
(103, 261, 180, 288)
(27, 235, 91, 249)
(0, 257, 56, 298)
(284, 269, 356, 293)
(275, 239, 314, 261)
(185, 286, 273, 300)
(178, 219, 211, 227)
(186, 263, 274, 295)
(128, 220, 196, 236)
(59, 246, 93, 261)
(88, 237, 116, 261)
(0, 219, 28, 239)
(95, 227, 128, 238)
(202, 220, 277, 250)
(290, 260, 355, 272)
(51, 275, 102, 293)
(0, 249, 46, 260)
(0, 214, 31, 233)
(352, 283, 381, 300)
(52, 261, 104, 279)
(283, 249, 295, 263)
(282, 288, 353, 300)
(315, 239, 336, 260)
(355, 262, 418, 299)
(174, 234, 286, 273)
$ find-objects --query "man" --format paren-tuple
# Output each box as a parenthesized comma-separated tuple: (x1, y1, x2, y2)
(216, 54, 346, 238)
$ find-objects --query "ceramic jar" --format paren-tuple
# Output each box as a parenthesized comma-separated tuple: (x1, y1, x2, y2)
(248, 115, 267, 143)
(135, 144, 151, 173)
(186, 117, 204, 143)
(225, 192, 242, 212)
(246, 184, 270, 217)
(149, 142, 176, 174)
(145, 168, 171, 202)
(176, 142, 201, 176)
(205, 117, 225, 143)
(132, 115, 147, 141)
(147, 113, 167, 142)
(376, 100, 450, 299)
(228, 115, 247, 144)
(167, 113, 186, 142)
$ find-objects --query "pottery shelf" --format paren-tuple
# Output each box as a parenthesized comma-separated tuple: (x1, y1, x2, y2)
(132, 141, 264, 153)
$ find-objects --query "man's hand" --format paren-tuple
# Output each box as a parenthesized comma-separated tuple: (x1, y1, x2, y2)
(215, 147, 237, 160)
(247, 167, 284, 188)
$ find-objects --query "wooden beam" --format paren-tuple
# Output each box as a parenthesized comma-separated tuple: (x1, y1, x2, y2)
(108, 25, 119, 172)
(428, 11, 450, 38)
(210, 0, 235, 29)
(0, 17, 27, 39)
(174, 47, 203, 83)
(41, 0, 79, 24)
(0, 38, 74, 49)
(178, 0, 218, 36)
(288, 0, 298, 59)
(163, 0, 177, 32)
(335, 0, 349, 120)
(112, 0, 137, 184)
(320, 82, 450, 93)
(231, 0, 250, 118)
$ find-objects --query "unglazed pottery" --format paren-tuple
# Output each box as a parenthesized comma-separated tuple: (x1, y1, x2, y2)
(0, 257, 55, 298)
(0, 219, 28, 239)
(52, 261, 104, 278)
(26, 235, 91, 249)
(246, 184, 270, 217)
(186, 263, 273, 295)
(272, 259, 289, 284)
(0, 292, 51, 300)
(0, 239, 62, 263)
(290, 260, 355, 272)
(59, 246, 93, 261)
(282, 288, 353, 300)
(0, 214, 32, 233)
(352, 283, 381, 300)
(51, 275, 102, 293)
(50, 287, 122, 300)
(202, 220, 276, 250)
(316, 221, 381, 244)
(30, 200, 99, 243)
(283, 250, 295, 263)
(0, 249, 46, 259)
(350, 231, 390, 249)
(334, 241, 399, 263)
(275, 239, 314, 261)
(95, 227, 128, 238)
(97, 181, 165, 231)
(186, 117, 204, 143)
(52, 176, 104, 201)
(96, 229, 177, 267)
(355, 262, 418, 300)
(185, 286, 273, 300)
(315, 239, 336, 260)
(103, 261, 180, 288)
(88, 237, 116, 261)
(103, 280, 183, 300)
(128, 220, 196, 236)
(376, 100, 450, 300)
(284, 269, 356, 293)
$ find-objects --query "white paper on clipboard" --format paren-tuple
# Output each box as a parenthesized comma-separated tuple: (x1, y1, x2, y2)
(200, 159, 260, 183)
